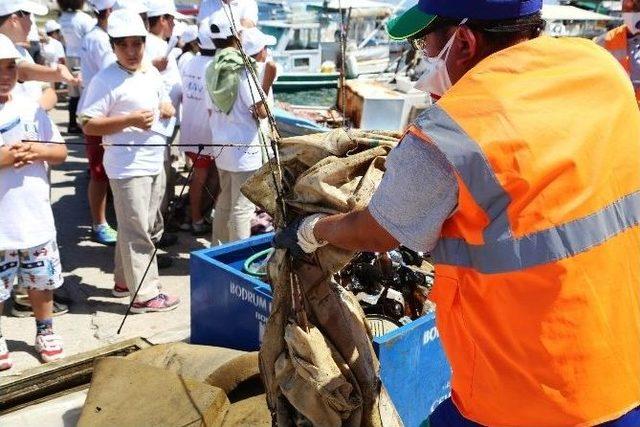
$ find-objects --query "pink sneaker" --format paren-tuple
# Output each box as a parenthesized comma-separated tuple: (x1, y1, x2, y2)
(0, 337, 13, 371)
(112, 283, 130, 298)
(130, 293, 180, 314)
(35, 333, 65, 363)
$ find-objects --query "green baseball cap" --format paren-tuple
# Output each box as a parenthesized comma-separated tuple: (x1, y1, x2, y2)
(386, 6, 437, 41)
(386, 0, 543, 40)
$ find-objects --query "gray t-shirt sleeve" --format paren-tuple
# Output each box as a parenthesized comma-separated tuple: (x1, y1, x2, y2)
(369, 134, 458, 253)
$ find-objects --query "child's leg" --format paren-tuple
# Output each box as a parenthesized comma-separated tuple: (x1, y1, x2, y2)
(0, 250, 17, 370)
(190, 165, 209, 223)
(18, 241, 64, 362)
(27, 289, 53, 327)
(110, 176, 161, 301)
(0, 305, 11, 370)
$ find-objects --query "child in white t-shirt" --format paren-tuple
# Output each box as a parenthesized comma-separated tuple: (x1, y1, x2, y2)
(178, 20, 216, 236)
(80, 10, 180, 313)
(41, 20, 66, 69)
(205, 14, 267, 245)
(0, 35, 67, 369)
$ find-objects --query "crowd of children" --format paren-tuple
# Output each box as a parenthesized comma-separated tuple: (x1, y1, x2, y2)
(0, 0, 278, 371)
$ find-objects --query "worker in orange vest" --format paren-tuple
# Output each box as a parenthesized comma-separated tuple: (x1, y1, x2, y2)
(596, 0, 640, 104)
(274, 0, 640, 425)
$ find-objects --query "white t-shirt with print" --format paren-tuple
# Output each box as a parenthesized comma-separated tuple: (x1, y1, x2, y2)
(177, 51, 196, 74)
(80, 62, 169, 179)
(205, 67, 264, 172)
(197, 0, 258, 25)
(59, 10, 96, 58)
(179, 54, 213, 152)
(0, 95, 63, 250)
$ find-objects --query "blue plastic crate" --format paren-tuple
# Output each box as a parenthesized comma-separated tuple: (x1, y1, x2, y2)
(191, 234, 452, 426)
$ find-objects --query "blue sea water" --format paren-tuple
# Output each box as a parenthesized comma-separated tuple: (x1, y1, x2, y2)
(275, 88, 338, 107)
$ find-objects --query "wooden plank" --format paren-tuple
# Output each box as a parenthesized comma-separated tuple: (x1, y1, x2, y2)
(0, 337, 151, 415)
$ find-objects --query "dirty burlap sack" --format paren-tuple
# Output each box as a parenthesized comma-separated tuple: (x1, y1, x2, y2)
(242, 129, 403, 426)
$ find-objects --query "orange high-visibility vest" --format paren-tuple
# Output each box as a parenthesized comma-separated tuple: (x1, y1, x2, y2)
(597, 25, 640, 103)
(408, 36, 640, 426)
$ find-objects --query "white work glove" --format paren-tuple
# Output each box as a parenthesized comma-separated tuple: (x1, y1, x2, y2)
(296, 213, 329, 253)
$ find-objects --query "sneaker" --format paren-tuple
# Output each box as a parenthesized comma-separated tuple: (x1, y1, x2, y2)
(34, 333, 65, 363)
(0, 337, 13, 371)
(191, 220, 212, 236)
(154, 233, 178, 249)
(11, 298, 69, 318)
(130, 293, 180, 314)
(112, 283, 130, 298)
(92, 224, 117, 246)
(157, 254, 173, 269)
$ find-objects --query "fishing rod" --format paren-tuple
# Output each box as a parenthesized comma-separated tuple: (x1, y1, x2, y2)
(220, 2, 309, 333)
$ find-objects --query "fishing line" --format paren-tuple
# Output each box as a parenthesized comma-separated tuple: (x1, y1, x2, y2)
(219, 1, 309, 338)
(21, 139, 267, 148)
(220, 0, 288, 225)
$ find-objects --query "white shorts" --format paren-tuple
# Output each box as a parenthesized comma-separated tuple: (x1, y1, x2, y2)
(0, 240, 63, 303)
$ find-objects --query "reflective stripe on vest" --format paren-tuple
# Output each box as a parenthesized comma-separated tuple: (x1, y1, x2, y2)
(410, 106, 640, 274)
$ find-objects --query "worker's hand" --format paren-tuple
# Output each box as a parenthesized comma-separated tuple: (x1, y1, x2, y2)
(152, 57, 169, 72)
(128, 109, 155, 130)
(56, 64, 80, 86)
(273, 213, 328, 258)
(158, 102, 175, 119)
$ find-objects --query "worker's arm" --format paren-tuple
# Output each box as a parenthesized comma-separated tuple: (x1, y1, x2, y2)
(82, 110, 155, 136)
(314, 209, 399, 252)
(17, 62, 80, 86)
(39, 87, 58, 111)
(274, 135, 459, 256)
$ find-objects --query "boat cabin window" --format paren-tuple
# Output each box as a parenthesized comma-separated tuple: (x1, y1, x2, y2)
(286, 28, 320, 51)
(293, 57, 310, 68)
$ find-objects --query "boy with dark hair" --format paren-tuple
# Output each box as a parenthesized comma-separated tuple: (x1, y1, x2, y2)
(81, 9, 180, 312)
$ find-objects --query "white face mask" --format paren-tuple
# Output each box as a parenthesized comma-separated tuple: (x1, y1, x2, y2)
(414, 19, 467, 99)
(623, 12, 640, 35)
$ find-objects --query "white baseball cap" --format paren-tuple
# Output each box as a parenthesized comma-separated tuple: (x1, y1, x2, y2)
(107, 9, 148, 38)
(146, 0, 187, 19)
(89, 0, 117, 12)
(0, 1, 48, 17)
(0, 34, 21, 60)
(181, 24, 198, 44)
(207, 10, 233, 39)
(113, 0, 149, 14)
(241, 27, 276, 57)
(197, 18, 215, 49)
(44, 20, 61, 34)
